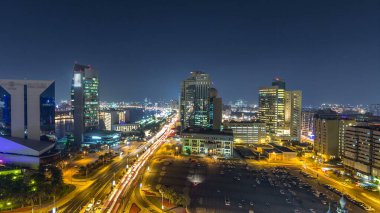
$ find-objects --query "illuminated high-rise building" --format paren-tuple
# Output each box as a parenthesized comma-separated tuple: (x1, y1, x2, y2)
(258, 86, 285, 136)
(180, 71, 222, 130)
(71, 63, 99, 145)
(285, 90, 302, 141)
(259, 78, 303, 142)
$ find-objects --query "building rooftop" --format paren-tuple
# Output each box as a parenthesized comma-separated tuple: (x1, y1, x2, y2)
(0, 137, 55, 156)
(224, 120, 265, 124)
(84, 130, 121, 137)
(181, 127, 233, 136)
(270, 143, 295, 153)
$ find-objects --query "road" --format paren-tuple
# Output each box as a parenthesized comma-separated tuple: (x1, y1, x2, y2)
(59, 115, 176, 213)
(101, 116, 177, 213)
(59, 145, 142, 212)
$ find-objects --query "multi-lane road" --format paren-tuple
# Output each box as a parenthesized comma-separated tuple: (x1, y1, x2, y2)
(55, 116, 177, 213)
(102, 117, 176, 212)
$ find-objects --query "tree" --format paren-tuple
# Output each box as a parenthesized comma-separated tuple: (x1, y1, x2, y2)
(51, 167, 63, 188)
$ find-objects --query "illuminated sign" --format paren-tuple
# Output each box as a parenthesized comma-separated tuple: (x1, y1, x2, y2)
(73, 73, 82, 87)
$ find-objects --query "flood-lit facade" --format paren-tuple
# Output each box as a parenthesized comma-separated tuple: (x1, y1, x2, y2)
(181, 128, 233, 157)
(0, 80, 55, 140)
(259, 86, 285, 136)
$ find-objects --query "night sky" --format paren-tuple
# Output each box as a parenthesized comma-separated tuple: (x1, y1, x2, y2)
(0, 0, 379, 105)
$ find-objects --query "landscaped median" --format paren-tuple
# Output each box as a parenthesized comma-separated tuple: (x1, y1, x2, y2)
(72, 152, 116, 179)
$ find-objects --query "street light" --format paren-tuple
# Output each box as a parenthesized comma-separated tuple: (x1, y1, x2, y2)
(160, 191, 164, 212)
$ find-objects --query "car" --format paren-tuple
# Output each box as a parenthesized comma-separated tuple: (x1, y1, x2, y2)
(250, 201, 254, 206)
(96, 200, 102, 206)
(225, 198, 230, 206)
(238, 203, 243, 208)
(309, 209, 316, 213)
(85, 203, 93, 212)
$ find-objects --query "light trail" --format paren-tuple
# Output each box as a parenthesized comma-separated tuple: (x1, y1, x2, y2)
(100, 116, 177, 213)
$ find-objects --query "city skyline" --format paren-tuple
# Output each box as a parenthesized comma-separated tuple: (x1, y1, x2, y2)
(0, 0, 378, 105)
(1, 1, 380, 212)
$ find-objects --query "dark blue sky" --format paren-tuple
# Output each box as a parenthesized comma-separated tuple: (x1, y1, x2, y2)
(0, 0, 379, 105)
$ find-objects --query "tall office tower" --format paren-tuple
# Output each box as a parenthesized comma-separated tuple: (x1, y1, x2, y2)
(0, 80, 55, 140)
(180, 71, 214, 129)
(258, 86, 285, 136)
(209, 88, 222, 130)
(285, 90, 302, 141)
(301, 110, 315, 137)
(71, 63, 99, 145)
(370, 104, 380, 116)
(272, 77, 286, 90)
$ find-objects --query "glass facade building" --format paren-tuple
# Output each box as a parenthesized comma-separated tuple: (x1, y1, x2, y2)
(71, 64, 99, 145)
(40, 82, 56, 136)
(180, 71, 222, 130)
(0, 86, 11, 136)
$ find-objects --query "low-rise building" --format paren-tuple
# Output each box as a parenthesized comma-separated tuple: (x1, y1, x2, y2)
(224, 121, 266, 144)
(83, 130, 121, 145)
(112, 123, 141, 133)
(266, 143, 297, 161)
(181, 128, 233, 157)
(0, 137, 58, 169)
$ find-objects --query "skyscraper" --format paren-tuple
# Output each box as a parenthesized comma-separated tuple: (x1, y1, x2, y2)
(180, 71, 222, 130)
(259, 78, 303, 142)
(285, 90, 302, 141)
(209, 88, 222, 130)
(71, 64, 99, 145)
(0, 80, 55, 140)
(258, 86, 285, 136)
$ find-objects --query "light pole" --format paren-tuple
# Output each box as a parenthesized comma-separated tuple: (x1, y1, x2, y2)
(160, 191, 164, 212)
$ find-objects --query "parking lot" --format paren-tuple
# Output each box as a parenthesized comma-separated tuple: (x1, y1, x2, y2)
(145, 156, 368, 213)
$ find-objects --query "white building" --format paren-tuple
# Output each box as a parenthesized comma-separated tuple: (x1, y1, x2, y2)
(181, 128, 233, 157)
(0, 79, 56, 169)
(224, 121, 266, 144)
(0, 79, 55, 140)
(112, 123, 141, 133)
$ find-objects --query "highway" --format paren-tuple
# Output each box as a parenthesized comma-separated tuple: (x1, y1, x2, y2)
(55, 115, 176, 213)
(101, 116, 177, 213)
